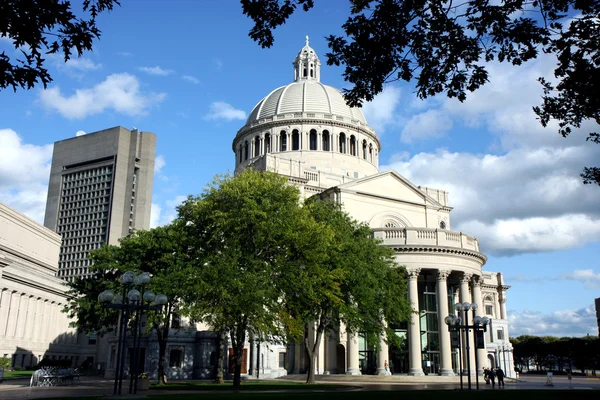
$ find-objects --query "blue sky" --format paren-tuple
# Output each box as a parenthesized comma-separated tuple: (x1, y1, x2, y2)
(1, 0, 599, 338)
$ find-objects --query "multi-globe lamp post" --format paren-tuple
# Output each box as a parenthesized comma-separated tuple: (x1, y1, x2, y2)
(444, 302, 490, 390)
(98, 271, 168, 395)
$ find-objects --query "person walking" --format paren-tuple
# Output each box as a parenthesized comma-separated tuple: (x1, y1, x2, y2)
(484, 367, 490, 384)
(496, 367, 505, 387)
(489, 367, 496, 388)
(384, 360, 391, 376)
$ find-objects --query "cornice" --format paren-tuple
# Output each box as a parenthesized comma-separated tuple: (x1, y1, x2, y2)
(388, 244, 487, 265)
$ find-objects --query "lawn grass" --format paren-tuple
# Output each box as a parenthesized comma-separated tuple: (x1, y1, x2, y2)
(143, 390, 600, 400)
(2, 370, 34, 379)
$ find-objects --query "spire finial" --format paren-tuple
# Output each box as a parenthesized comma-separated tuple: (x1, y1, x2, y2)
(305, 35, 309, 46)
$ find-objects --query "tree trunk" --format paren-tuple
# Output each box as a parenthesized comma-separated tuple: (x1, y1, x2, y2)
(214, 330, 225, 384)
(155, 303, 171, 385)
(231, 319, 247, 388)
(305, 317, 325, 384)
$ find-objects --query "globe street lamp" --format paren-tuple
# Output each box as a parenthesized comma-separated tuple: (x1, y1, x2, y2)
(445, 302, 490, 390)
(99, 271, 168, 395)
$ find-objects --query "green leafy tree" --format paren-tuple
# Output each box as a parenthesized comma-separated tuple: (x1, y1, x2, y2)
(0, 0, 120, 91)
(242, 0, 600, 185)
(178, 169, 309, 388)
(64, 224, 190, 385)
(279, 199, 411, 384)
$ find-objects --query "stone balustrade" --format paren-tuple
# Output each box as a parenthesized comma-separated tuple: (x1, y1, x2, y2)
(372, 227, 480, 252)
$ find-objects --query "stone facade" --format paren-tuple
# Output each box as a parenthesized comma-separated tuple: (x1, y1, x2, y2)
(232, 38, 515, 378)
(43, 126, 156, 280)
(0, 203, 91, 368)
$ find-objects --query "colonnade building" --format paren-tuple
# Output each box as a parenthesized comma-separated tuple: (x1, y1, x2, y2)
(232, 38, 514, 377)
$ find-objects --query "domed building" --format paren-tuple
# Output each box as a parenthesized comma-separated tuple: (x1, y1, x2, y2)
(233, 38, 514, 378)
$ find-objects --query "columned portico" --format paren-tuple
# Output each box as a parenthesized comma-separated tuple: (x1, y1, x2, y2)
(346, 333, 361, 375)
(407, 268, 424, 376)
(472, 276, 487, 375)
(459, 273, 473, 374)
(437, 270, 454, 376)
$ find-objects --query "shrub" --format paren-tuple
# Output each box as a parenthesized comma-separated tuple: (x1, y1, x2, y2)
(0, 357, 11, 369)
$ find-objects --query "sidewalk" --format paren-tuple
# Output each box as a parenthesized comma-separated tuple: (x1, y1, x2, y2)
(0, 373, 597, 399)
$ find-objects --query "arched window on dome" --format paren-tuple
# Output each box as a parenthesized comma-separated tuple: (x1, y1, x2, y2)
(362, 140, 367, 159)
(350, 135, 357, 156)
(254, 136, 260, 157)
(265, 133, 271, 154)
(280, 130, 287, 151)
(322, 130, 330, 151)
(238, 146, 242, 164)
(339, 133, 346, 153)
(309, 129, 317, 150)
(292, 129, 300, 150)
(369, 144, 373, 162)
(244, 140, 249, 161)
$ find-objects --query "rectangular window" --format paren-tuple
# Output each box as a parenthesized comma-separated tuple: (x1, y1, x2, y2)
(169, 348, 184, 368)
(485, 305, 493, 315)
(497, 328, 504, 340)
(279, 352, 287, 369)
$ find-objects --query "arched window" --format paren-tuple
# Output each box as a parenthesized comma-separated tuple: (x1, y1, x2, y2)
(254, 136, 260, 157)
(339, 133, 346, 153)
(244, 140, 249, 161)
(369, 144, 373, 162)
(362, 140, 367, 159)
(238, 146, 242, 164)
(292, 129, 300, 150)
(280, 130, 287, 151)
(265, 133, 271, 154)
(322, 130, 330, 151)
(309, 129, 317, 150)
(350, 135, 357, 156)
(310, 69, 314, 77)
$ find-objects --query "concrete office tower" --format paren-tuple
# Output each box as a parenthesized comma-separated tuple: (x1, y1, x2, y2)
(44, 126, 156, 280)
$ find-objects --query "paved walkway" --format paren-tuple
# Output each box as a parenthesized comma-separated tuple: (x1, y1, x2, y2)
(0, 374, 598, 399)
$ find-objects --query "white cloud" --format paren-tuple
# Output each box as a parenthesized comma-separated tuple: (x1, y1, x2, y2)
(154, 155, 166, 174)
(117, 51, 133, 57)
(150, 195, 187, 228)
(204, 101, 246, 121)
(0, 129, 52, 223)
(509, 305, 598, 337)
(64, 57, 102, 71)
(137, 66, 174, 76)
(213, 58, 223, 70)
(39, 73, 166, 119)
(400, 109, 453, 143)
(384, 144, 600, 255)
(182, 75, 200, 84)
(460, 215, 600, 256)
(76, 130, 86, 137)
(150, 203, 162, 229)
(361, 86, 402, 134)
(559, 269, 600, 289)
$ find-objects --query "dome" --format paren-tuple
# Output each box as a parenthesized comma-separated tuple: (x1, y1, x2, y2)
(245, 81, 368, 126)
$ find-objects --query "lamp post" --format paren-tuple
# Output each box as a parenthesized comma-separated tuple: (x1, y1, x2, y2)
(98, 271, 168, 395)
(445, 302, 490, 390)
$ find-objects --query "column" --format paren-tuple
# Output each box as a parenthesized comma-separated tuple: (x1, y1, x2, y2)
(459, 273, 472, 375)
(15, 293, 27, 338)
(317, 330, 325, 374)
(375, 328, 389, 375)
(407, 268, 424, 375)
(346, 333, 361, 375)
(24, 296, 35, 340)
(0, 289, 11, 336)
(495, 293, 501, 319)
(500, 294, 508, 320)
(7, 291, 20, 337)
(436, 270, 454, 376)
(472, 276, 486, 375)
